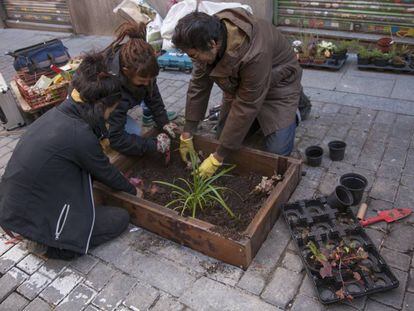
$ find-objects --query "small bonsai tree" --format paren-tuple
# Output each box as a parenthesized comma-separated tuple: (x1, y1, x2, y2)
(155, 152, 236, 218)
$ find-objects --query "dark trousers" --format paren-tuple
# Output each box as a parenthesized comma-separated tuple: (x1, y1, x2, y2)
(46, 205, 129, 260)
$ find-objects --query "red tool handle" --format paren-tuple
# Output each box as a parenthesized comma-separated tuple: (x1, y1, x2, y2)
(360, 215, 384, 227)
(50, 64, 62, 74)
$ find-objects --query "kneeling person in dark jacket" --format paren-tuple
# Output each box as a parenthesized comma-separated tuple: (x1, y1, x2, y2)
(0, 53, 144, 260)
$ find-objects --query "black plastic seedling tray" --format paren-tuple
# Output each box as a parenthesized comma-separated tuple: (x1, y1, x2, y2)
(299, 56, 347, 71)
(357, 63, 414, 74)
(282, 198, 399, 304)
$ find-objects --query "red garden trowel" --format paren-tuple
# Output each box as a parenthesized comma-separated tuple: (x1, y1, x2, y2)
(360, 208, 412, 227)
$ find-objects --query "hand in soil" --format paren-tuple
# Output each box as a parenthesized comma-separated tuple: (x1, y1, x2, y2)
(129, 177, 144, 188)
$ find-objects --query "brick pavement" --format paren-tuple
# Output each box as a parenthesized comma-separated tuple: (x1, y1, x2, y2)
(0, 29, 413, 310)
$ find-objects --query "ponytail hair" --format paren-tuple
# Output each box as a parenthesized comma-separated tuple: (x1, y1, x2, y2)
(71, 52, 121, 129)
(107, 22, 159, 78)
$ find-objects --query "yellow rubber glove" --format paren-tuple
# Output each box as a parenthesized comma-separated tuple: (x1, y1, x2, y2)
(179, 135, 196, 163)
(198, 153, 222, 178)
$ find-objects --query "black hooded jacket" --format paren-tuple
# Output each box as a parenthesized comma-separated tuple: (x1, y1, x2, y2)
(0, 98, 136, 254)
(106, 48, 169, 155)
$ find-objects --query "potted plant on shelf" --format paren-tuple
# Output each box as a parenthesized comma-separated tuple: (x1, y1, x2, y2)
(357, 47, 372, 65)
(377, 37, 394, 53)
(391, 55, 406, 68)
(371, 49, 390, 67)
(317, 41, 336, 58)
(332, 41, 348, 60)
(297, 32, 314, 64)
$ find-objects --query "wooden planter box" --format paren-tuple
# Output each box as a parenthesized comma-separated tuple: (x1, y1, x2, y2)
(94, 135, 302, 269)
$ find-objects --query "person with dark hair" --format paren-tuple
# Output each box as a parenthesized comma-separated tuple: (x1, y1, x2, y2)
(0, 53, 153, 260)
(173, 9, 302, 177)
(104, 22, 178, 156)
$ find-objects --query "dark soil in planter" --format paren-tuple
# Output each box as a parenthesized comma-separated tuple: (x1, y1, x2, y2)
(131, 151, 268, 239)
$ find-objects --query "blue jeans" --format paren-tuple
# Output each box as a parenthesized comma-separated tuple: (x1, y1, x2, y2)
(125, 115, 141, 136)
(265, 121, 296, 156)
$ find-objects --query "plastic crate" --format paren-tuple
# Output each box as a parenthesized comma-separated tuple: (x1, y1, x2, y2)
(157, 49, 193, 72)
(15, 77, 69, 110)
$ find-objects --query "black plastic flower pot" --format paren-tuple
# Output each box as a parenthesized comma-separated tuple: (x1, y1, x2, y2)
(357, 55, 370, 65)
(326, 185, 353, 212)
(305, 146, 323, 167)
(391, 62, 406, 68)
(339, 173, 368, 206)
(373, 58, 389, 67)
(332, 51, 347, 60)
(328, 141, 347, 161)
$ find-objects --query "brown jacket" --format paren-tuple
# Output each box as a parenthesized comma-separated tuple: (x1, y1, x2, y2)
(185, 8, 302, 154)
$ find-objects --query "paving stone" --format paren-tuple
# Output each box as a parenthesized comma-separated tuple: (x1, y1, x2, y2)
(180, 277, 277, 311)
(69, 255, 98, 275)
(356, 156, 381, 172)
(282, 252, 304, 273)
(0, 243, 29, 273)
(0, 292, 29, 310)
(23, 298, 52, 311)
(236, 269, 267, 295)
(290, 294, 323, 311)
(365, 299, 395, 311)
(17, 254, 45, 275)
(37, 259, 68, 279)
(370, 268, 408, 309)
(0, 236, 13, 256)
(383, 224, 414, 253)
(244, 217, 291, 274)
(83, 305, 99, 311)
(84, 261, 116, 291)
(409, 269, 414, 293)
(376, 163, 402, 181)
(322, 103, 341, 114)
(0, 267, 28, 303)
(403, 292, 414, 311)
(391, 78, 414, 101)
(89, 237, 129, 263)
(40, 268, 84, 305)
(261, 267, 302, 308)
(395, 186, 414, 212)
(115, 250, 196, 297)
(370, 178, 398, 202)
(328, 161, 355, 176)
(401, 174, 414, 187)
(380, 248, 411, 272)
(17, 271, 52, 300)
(364, 228, 384, 249)
(382, 147, 407, 167)
(55, 284, 96, 311)
(337, 75, 394, 98)
(150, 293, 185, 311)
(123, 281, 159, 310)
(92, 272, 137, 310)
(297, 274, 317, 299)
(199, 260, 243, 286)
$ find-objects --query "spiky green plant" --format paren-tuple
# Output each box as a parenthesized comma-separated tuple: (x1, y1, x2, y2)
(155, 152, 236, 218)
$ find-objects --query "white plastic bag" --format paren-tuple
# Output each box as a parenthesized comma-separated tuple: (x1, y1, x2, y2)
(147, 13, 163, 51)
(161, 0, 253, 40)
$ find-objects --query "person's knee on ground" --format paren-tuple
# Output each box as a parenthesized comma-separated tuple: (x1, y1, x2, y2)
(90, 205, 130, 248)
(265, 122, 296, 156)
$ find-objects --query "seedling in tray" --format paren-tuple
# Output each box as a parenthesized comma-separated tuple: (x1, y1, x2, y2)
(307, 240, 369, 300)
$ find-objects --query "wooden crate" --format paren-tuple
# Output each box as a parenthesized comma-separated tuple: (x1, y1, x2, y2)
(94, 134, 302, 269)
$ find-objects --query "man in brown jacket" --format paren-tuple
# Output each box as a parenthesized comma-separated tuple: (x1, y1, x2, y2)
(172, 8, 302, 177)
